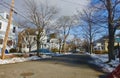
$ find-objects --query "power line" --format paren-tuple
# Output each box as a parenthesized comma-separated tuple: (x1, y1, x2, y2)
(0, 0, 89, 23)
(61, 0, 88, 7)
(0, 1, 32, 23)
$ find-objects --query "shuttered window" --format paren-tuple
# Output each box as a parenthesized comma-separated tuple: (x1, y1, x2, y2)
(0, 22, 2, 29)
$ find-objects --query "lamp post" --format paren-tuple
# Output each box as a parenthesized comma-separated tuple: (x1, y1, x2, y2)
(1, 0, 14, 59)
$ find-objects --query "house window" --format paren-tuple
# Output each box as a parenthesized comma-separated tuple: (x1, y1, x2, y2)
(6, 14, 9, 19)
(7, 40, 12, 46)
(0, 39, 3, 44)
(13, 27, 16, 33)
(44, 44, 46, 47)
(26, 37, 28, 41)
(27, 45, 29, 48)
(34, 37, 36, 41)
(0, 22, 2, 29)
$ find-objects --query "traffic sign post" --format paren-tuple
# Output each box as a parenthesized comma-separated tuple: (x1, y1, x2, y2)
(115, 38, 120, 62)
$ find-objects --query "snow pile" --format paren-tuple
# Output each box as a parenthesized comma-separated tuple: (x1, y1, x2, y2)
(27, 56, 41, 60)
(41, 55, 52, 58)
(89, 54, 119, 72)
(0, 56, 41, 64)
(0, 53, 64, 65)
(0, 58, 25, 64)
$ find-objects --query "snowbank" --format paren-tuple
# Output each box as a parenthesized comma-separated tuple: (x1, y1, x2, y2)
(88, 53, 120, 72)
(0, 56, 42, 65)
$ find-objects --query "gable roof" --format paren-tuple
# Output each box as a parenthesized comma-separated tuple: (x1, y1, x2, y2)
(94, 35, 108, 44)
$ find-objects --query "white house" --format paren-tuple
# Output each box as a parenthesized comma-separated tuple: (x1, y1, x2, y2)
(0, 12, 18, 51)
(18, 28, 49, 52)
(18, 28, 61, 52)
(49, 38, 60, 50)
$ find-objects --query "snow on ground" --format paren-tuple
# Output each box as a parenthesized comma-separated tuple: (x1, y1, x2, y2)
(0, 55, 46, 65)
(0, 53, 69, 65)
(86, 53, 120, 73)
(0, 52, 118, 73)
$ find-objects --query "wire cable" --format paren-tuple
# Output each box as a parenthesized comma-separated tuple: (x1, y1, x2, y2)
(0, 1, 32, 23)
(61, 0, 88, 7)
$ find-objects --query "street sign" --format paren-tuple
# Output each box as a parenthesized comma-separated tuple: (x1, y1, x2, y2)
(115, 38, 120, 42)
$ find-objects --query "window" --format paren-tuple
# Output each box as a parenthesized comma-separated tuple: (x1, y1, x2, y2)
(6, 14, 9, 19)
(0, 39, 3, 44)
(44, 44, 46, 47)
(26, 37, 28, 41)
(34, 37, 36, 41)
(0, 22, 2, 29)
(27, 45, 29, 48)
(27, 45, 31, 48)
(7, 40, 12, 46)
(13, 27, 16, 33)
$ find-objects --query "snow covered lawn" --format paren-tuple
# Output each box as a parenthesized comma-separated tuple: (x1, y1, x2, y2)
(0, 56, 41, 64)
(0, 53, 70, 65)
(88, 53, 120, 73)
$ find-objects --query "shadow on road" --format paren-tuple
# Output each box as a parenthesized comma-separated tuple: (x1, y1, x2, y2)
(38, 54, 108, 77)
(99, 74, 108, 78)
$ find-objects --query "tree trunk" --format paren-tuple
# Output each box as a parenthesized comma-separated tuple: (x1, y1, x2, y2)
(59, 43, 62, 54)
(29, 45, 31, 52)
(107, 0, 115, 62)
(90, 42, 93, 54)
(37, 41, 40, 56)
(108, 27, 115, 61)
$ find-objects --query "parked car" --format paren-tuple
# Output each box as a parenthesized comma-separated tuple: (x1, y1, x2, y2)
(0, 48, 9, 54)
(31, 49, 55, 56)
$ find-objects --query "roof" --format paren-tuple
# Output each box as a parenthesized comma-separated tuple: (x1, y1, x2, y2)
(22, 28, 38, 35)
(20, 27, 44, 35)
(94, 35, 108, 44)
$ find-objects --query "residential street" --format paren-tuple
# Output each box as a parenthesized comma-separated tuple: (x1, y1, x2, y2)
(0, 54, 107, 78)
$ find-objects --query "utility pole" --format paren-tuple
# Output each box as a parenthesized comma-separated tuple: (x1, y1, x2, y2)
(1, 0, 14, 59)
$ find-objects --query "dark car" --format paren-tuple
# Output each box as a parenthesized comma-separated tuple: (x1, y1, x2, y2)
(31, 49, 55, 56)
(0, 48, 9, 54)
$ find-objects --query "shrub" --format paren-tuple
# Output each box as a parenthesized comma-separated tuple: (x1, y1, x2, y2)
(9, 48, 17, 53)
(51, 48, 59, 52)
(93, 50, 108, 54)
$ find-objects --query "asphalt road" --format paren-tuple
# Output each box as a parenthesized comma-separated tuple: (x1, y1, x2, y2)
(0, 54, 107, 78)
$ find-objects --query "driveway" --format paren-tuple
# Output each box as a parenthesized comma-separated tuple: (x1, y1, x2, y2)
(0, 54, 107, 78)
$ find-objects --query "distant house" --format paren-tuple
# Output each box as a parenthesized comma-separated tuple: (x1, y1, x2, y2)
(18, 28, 48, 52)
(49, 38, 60, 50)
(93, 36, 120, 52)
(18, 28, 62, 52)
(0, 12, 18, 51)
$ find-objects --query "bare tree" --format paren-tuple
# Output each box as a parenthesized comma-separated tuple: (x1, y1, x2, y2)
(78, 8, 102, 54)
(91, 0, 120, 62)
(69, 35, 82, 52)
(57, 16, 77, 53)
(18, 28, 36, 53)
(24, 0, 58, 56)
